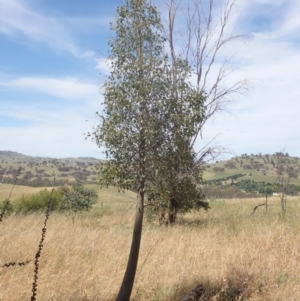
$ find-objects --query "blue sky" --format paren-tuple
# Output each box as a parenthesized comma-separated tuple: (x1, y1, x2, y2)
(0, 0, 299, 159)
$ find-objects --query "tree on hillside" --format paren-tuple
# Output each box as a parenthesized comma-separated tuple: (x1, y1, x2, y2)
(91, 0, 206, 299)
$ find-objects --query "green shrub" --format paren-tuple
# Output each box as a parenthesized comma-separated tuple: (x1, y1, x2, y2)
(0, 199, 14, 216)
(10, 182, 98, 214)
(59, 181, 98, 213)
(13, 188, 65, 213)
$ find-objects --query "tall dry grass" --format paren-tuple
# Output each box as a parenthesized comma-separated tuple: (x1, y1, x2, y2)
(1, 189, 300, 300)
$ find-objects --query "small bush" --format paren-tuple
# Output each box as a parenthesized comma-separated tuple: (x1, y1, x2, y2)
(0, 199, 14, 216)
(59, 181, 98, 214)
(8, 181, 98, 214)
(13, 188, 65, 213)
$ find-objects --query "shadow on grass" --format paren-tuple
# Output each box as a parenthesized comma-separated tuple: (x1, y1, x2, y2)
(169, 267, 254, 301)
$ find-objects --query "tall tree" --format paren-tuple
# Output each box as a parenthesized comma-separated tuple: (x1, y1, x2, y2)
(91, 0, 208, 298)
(91, 0, 202, 299)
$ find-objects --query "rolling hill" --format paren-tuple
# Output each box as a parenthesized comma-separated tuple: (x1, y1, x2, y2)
(203, 153, 300, 185)
(0, 151, 100, 187)
(1, 151, 299, 196)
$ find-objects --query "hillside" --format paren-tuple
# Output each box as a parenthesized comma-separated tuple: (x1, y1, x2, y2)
(0, 151, 100, 187)
(203, 152, 300, 197)
(203, 153, 300, 183)
(1, 151, 300, 195)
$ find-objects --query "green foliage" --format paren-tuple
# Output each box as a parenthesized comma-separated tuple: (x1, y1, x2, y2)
(203, 178, 300, 199)
(6, 182, 97, 214)
(0, 199, 14, 216)
(234, 180, 274, 194)
(92, 0, 176, 193)
(263, 186, 274, 195)
(60, 181, 98, 213)
(205, 174, 246, 185)
(146, 148, 208, 223)
(93, 2, 176, 299)
(13, 188, 64, 213)
(91, 0, 208, 224)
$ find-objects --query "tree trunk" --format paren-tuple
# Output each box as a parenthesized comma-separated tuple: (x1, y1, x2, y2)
(116, 18, 146, 297)
(168, 197, 178, 224)
(115, 188, 144, 301)
(158, 208, 167, 226)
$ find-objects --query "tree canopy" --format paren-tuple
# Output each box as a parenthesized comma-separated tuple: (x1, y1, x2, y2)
(92, 0, 208, 224)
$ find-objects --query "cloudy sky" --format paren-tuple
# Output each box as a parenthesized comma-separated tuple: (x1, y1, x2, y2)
(0, 0, 299, 159)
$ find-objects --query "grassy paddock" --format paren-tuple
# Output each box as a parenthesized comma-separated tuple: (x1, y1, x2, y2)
(1, 189, 300, 300)
(0, 184, 53, 201)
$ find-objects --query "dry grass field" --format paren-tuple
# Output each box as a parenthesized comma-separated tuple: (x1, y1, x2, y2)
(0, 184, 51, 201)
(1, 186, 300, 300)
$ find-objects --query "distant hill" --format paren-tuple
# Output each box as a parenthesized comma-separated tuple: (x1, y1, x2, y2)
(202, 153, 300, 197)
(0, 151, 100, 187)
(1, 151, 300, 195)
(203, 153, 300, 184)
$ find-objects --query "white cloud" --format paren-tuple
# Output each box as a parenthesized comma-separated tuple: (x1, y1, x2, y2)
(0, 0, 76, 54)
(0, 76, 99, 102)
(279, 2, 300, 38)
(190, 0, 300, 158)
(1, 0, 299, 158)
(0, 96, 104, 158)
(0, 123, 103, 158)
(198, 84, 299, 157)
(95, 58, 113, 73)
(0, 0, 109, 58)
